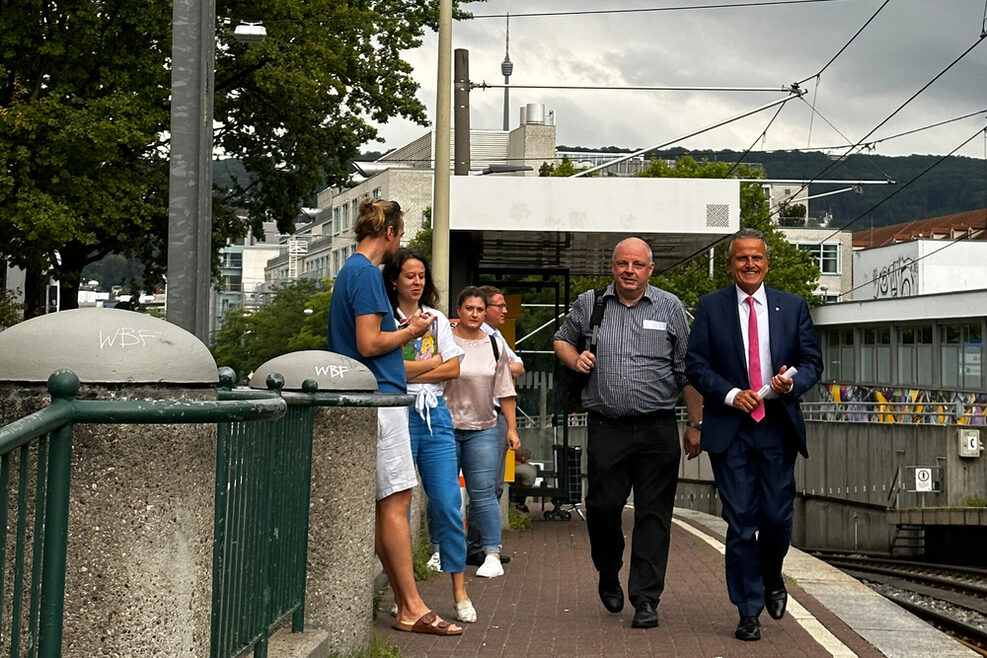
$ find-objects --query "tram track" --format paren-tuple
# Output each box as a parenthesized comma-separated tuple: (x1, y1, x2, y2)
(813, 552, 987, 654)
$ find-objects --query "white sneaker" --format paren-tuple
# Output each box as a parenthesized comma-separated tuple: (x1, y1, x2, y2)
(426, 550, 443, 572)
(456, 599, 477, 623)
(476, 554, 504, 578)
(389, 603, 398, 617)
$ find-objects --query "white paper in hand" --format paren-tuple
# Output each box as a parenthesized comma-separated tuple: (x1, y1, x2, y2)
(757, 367, 798, 400)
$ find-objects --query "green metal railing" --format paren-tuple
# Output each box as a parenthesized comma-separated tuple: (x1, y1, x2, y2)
(0, 370, 285, 658)
(210, 373, 315, 658)
(211, 371, 412, 658)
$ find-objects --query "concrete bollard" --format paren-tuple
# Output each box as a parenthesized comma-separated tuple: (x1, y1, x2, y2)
(0, 308, 219, 657)
(249, 350, 413, 656)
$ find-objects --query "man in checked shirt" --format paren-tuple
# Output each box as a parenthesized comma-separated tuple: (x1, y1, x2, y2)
(554, 237, 703, 630)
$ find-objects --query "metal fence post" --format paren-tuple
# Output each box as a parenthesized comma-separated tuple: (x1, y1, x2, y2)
(37, 371, 79, 658)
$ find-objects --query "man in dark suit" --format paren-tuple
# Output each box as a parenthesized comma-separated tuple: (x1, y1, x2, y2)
(685, 228, 822, 642)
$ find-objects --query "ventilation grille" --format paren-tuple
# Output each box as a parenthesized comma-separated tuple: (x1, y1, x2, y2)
(706, 203, 729, 228)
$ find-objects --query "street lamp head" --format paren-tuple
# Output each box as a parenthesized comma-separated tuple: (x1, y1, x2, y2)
(234, 22, 267, 43)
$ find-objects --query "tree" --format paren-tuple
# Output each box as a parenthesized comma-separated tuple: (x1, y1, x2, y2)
(539, 155, 590, 177)
(1, 0, 472, 316)
(0, 287, 22, 329)
(211, 278, 329, 382)
(407, 207, 433, 257)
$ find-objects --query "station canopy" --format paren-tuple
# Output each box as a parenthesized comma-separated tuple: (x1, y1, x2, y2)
(449, 176, 740, 275)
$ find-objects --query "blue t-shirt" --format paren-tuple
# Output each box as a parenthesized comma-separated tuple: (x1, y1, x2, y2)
(327, 253, 407, 394)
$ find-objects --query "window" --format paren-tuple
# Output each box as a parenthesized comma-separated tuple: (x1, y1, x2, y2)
(797, 243, 840, 275)
(333, 207, 341, 234)
(824, 328, 855, 381)
(861, 327, 891, 384)
(942, 324, 983, 389)
(350, 199, 358, 229)
(897, 325, 933, 387)
(341, 203, 349, 232)
(372, 186, 382, 200)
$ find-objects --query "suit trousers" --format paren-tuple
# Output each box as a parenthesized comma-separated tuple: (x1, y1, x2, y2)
(585, 410, 680, 607)
(707, 401, 798, 618)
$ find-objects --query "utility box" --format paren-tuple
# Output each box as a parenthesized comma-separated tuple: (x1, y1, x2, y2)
(958, 428, 982, 458)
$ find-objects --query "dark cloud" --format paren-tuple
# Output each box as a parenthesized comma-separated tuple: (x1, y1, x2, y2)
(372, 0, 987, 157)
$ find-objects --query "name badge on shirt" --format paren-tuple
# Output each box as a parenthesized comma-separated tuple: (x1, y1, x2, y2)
(643, 320, 666, 331)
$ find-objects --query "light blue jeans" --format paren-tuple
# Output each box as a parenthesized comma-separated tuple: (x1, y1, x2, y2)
(455, 425, 502, 555)
(409, 399, 466, 573)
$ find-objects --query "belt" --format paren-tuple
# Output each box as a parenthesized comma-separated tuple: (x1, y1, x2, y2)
(587, 408, 675, 423)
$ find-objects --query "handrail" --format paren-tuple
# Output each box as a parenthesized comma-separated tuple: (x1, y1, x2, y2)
(0, 371, 286, 453)
(217, 372, 413, 408)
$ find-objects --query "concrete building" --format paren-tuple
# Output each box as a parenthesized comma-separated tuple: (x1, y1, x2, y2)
(853, 239, 987, 301)
(785, 225, 854, 303)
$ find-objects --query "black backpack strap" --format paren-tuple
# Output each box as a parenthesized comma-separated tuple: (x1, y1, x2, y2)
(490, 333, 500, 362)
(586, 286, 608, 354)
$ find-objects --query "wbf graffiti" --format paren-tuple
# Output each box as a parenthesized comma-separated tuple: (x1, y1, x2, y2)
(872, 256, 919, 299)
(819, 383, 987, 425)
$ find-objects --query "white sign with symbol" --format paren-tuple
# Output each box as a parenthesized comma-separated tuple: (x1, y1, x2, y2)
(915, 467, 933, 492)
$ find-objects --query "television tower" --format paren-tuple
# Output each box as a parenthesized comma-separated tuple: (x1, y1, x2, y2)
(501, 13, 512, 131)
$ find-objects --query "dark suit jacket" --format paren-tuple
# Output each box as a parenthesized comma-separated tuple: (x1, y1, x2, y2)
(685, 285, 822, 457)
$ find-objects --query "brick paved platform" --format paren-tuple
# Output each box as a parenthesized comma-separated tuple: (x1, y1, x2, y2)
(375, 504, 914, 657)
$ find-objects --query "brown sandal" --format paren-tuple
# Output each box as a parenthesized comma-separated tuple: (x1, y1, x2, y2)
(392, 610, 463, 635)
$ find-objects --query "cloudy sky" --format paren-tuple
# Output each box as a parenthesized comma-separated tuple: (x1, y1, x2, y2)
(369, 0, 987, 159)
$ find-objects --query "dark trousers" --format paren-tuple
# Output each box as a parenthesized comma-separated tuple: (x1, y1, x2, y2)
(585, 410, 680, 607)
(707, 402, 798, 618)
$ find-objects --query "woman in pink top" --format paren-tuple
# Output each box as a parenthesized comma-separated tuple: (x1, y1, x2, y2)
(444, 287, 520, 579)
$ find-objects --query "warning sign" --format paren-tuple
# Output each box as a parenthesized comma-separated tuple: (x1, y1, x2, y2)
(914, 467, 933, 492)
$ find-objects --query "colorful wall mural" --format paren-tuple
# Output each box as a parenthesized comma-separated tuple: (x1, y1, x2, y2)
(818, 383, 987, 425)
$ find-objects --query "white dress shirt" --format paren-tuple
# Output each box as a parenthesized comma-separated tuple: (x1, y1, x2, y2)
(724, 284, 773, 407)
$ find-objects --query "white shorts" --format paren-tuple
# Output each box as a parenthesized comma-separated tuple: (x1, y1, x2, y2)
(376, 406, 418, 500)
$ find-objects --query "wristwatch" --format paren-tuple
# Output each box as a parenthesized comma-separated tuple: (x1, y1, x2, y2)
(686, 421, 703, 431)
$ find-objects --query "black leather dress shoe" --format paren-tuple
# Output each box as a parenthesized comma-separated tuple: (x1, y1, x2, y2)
(765, 582, 788, 620)
(735, 616, 761, 641)
(598, 574, 624, 613)
(631, 601, 658, 628)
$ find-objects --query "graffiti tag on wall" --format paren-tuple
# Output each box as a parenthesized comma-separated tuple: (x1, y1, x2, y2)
(872, 256, 919, 299)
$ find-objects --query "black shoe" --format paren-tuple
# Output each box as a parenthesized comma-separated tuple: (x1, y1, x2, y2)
(465, 552, 510, 567)
(765, 581, 788, 620)
(630, 600, 658, 629)
(735, 616, 761, 641)
(597, 574, 624, 613)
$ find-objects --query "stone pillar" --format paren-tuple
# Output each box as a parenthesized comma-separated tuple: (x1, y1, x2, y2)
(249, 350, 412, 656)
(0, 308, 220, 657)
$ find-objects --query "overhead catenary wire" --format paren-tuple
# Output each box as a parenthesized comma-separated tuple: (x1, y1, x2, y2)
(468, 0, 843, 20)
(471, 83, 793, 93)
(572, 89, 804, 177)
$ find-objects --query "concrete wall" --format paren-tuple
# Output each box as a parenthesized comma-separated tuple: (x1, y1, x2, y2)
(673, 418, 987, 552)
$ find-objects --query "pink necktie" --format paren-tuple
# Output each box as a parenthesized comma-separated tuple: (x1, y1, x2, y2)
(747, 296, 765, 422)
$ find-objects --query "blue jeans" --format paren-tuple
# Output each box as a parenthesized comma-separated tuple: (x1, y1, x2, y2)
(455, 426, 502, 555)
(409, 398, 466, 573)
